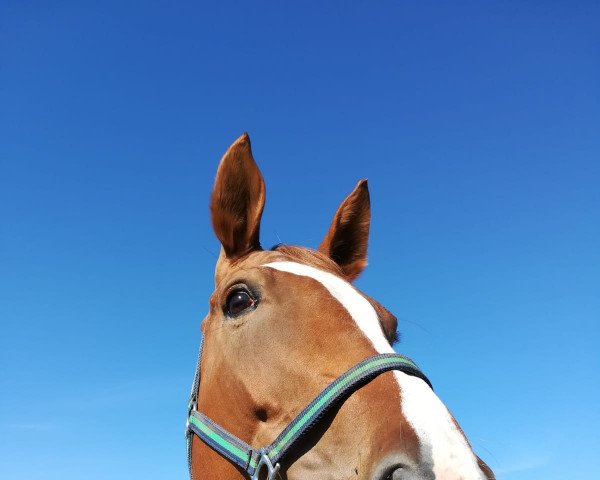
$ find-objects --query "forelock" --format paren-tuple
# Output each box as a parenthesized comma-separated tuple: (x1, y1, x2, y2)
(271, 244, 345, 277)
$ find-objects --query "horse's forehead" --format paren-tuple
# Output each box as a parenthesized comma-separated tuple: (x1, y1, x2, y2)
(213, 248, 342, 287)
(262, 260, 394, 352)
(213, 250, 280, 286)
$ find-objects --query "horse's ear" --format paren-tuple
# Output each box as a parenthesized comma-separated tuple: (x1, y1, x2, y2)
(318, 179, 370, 281)
(210, 133, 265, 259)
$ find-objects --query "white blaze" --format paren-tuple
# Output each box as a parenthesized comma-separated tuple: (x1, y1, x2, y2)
(262, 261, 486, 480)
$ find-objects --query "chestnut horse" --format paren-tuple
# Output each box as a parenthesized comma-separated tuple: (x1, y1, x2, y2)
(186, 134, 494, 480)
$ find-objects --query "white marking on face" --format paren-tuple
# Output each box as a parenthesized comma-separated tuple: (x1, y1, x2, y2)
(262, 260, 394, 353)
(262, 261, 486, 480)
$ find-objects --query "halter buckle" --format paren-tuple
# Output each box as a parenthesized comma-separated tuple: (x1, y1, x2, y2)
(251, 449, 280, 480)
(185, 399, 197, 434)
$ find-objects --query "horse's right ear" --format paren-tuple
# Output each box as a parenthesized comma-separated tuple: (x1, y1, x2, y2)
(210, 133, 265, 260)
(318, 179, 371, 281)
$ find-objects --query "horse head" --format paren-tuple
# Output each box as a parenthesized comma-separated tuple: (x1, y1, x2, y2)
(188, 133, 494, 480)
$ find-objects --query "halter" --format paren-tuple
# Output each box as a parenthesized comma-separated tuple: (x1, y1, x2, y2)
(186, 339, 432, 480)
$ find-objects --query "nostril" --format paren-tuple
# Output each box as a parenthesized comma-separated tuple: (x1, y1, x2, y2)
(373, 458, 415, 480)
(373, 454, 416, 480)
(377, 464, 404, 480)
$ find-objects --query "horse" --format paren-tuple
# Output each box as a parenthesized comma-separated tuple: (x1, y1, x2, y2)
(186, 133, 495, 480)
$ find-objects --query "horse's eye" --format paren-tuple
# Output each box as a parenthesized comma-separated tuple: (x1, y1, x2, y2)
(225, 289, 255, 317)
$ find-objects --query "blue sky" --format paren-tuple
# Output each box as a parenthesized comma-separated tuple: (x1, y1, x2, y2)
(1, 2, 598, 479)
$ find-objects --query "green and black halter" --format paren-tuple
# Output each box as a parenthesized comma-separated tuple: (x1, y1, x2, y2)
(186, 339, 432, 480)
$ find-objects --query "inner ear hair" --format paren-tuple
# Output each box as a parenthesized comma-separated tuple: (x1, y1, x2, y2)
(318, 179, 371, 281)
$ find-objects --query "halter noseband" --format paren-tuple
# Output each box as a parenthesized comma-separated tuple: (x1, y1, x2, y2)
(186, 342, 432, 480)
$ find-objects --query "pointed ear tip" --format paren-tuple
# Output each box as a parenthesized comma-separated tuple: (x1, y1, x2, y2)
(230, 132, 252, 150)
(218, 133, 255, 171)
(354, 179, 370, 201)
(356, 178, 369, 189)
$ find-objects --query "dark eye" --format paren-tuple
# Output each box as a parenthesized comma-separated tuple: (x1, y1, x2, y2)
(225, 289, 255, 317)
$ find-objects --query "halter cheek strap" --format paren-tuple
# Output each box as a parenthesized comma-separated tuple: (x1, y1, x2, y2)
(186, 349, 432, 480)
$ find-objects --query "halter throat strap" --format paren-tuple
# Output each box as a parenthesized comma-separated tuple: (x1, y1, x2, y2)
(186, 352, 432, 480)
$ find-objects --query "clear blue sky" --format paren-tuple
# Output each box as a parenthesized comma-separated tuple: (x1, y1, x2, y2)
(1, 2, 598, 479)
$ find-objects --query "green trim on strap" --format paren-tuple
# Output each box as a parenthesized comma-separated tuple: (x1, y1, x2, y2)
(189, 415, 258, 469)
(187, 353, 431, 479)
(269, 356, 416, 458)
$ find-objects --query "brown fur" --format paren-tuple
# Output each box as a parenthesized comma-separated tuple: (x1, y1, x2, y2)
(210, 133, 265, 260)
(318, 179, 371, 281)
(190, 134, 494, 480)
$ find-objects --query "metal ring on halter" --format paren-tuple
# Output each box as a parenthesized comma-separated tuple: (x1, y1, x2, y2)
(251, 449, 280, 480)
(186, 400, 196, 432)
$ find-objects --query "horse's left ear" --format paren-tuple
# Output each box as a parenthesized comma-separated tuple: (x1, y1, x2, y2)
(318, 179, 371, 281)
